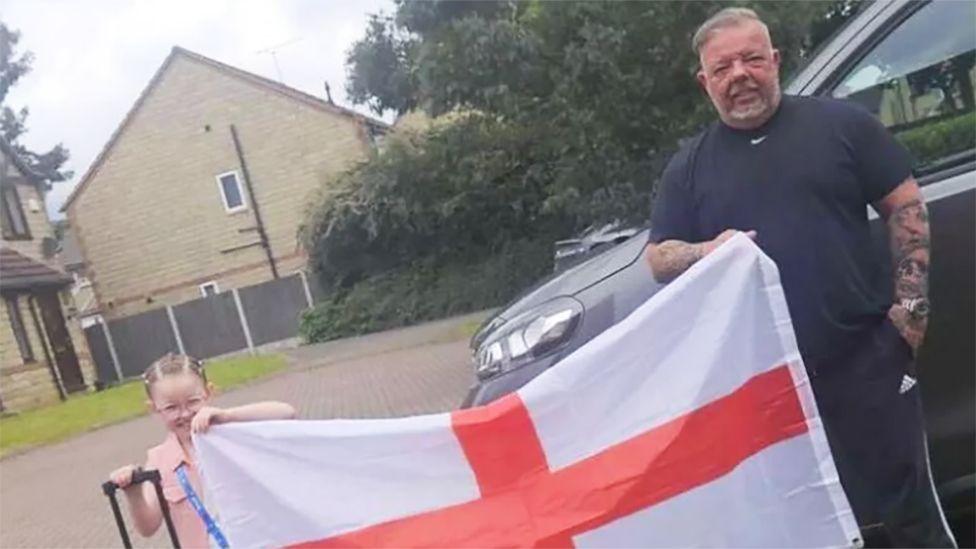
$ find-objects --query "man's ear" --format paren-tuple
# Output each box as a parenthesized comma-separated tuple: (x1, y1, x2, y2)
(696, 68, 708, 92)
(772, 48, 781, 69)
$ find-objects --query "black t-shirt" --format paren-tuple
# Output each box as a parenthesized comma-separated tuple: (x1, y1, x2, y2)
(649, 95, 913, 361)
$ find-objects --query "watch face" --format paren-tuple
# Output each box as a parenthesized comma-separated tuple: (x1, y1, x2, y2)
(903, 298, 930, 317)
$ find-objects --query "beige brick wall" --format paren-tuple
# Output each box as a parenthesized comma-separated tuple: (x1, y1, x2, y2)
(1, 152, 97, 412)
(0, 294, 64, 412)
(1, 366, 62, 411)
(108, 252, 310, 317)
(1, 295, 32, 373)
(68, 53, 372, 319)
(164, 253, 309, 305)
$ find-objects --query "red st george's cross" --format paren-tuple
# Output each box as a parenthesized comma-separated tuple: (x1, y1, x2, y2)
(292, 365, 807, 548)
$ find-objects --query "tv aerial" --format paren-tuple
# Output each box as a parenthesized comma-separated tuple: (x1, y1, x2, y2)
(255, 37, 303, 83)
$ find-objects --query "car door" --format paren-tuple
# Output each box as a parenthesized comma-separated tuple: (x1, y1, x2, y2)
(798, 0, 975, 511)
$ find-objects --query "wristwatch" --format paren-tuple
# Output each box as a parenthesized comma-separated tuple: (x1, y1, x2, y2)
(899, 297, 930, 318)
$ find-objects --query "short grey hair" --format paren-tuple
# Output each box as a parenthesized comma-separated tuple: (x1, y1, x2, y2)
(692, 7, 769, 55)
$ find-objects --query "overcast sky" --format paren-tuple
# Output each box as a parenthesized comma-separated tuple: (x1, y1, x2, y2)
(4, 0, 395, 218)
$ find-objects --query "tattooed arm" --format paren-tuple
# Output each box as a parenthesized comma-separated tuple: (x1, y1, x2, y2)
(645, 241, 707, 283)
(876, 178, 930, 352)
(645, 229, 756, 283)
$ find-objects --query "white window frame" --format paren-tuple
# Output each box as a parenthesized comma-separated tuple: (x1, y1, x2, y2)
(215, 170, 248, 213)
(199, 281, 220, 297)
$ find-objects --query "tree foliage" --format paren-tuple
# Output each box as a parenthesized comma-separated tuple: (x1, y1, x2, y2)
(0, 21, 70, 186)
(301, 112, 575, 289)
(301, 1, 863, 339)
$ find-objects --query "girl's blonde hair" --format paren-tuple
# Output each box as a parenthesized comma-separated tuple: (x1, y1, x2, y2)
(142, 353, 208, 397)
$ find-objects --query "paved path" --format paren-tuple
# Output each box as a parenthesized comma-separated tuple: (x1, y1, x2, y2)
(0, 314, 484, 548)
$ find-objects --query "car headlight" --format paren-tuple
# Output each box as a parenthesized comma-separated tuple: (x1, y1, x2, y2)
(475, 297, 583, 379)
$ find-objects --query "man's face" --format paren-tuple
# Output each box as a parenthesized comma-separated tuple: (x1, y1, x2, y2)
(696, 21, 782, 129)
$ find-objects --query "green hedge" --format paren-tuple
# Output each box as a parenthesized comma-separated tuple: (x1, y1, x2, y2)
(896, 110, 976, 171)
(300, 239, 552, 343)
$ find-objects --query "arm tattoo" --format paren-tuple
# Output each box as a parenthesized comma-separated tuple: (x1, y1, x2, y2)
(648, 240, 706, 283)
(890, 198, 930, 299)
(888, 198, 931, 343)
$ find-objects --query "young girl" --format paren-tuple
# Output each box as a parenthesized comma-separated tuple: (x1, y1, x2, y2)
(108, 353, 296, 548)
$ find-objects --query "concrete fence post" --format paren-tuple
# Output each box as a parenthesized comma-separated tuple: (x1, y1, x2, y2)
(232, 288, 255, 355)
(166, 305, 186, 355)
(101, 316, 124, 381)
(298, 270, 315, 308)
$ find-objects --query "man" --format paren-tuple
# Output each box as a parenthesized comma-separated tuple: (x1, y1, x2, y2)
(645, 7, 955, 548)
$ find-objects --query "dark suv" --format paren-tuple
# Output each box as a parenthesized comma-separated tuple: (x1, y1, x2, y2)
(464, 0, 974, 541)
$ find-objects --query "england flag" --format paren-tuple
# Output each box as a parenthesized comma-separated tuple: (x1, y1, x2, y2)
(195, 235, 860, 548)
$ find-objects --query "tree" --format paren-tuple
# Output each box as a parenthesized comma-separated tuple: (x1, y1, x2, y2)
(341, 1, 844, 230)
(345, 14, 419, 116)
(302, 1, 863, 321)
(0, 21, 70, 187)
(300, 112, 573, 289)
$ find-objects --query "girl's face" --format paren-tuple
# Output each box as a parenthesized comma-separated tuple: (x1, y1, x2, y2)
(148, 372, 210, 437)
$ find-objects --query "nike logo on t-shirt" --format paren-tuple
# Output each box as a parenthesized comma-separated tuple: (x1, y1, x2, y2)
(750, 136, 768, 145)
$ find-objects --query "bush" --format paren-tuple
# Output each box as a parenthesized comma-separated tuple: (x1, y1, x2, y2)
(896, 110, 976, 171)
(299, 114, 577, 293)
(299, 239, 552, 343)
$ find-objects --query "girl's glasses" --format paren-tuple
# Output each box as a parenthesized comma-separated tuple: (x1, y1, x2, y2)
(156, 395, 206, 418)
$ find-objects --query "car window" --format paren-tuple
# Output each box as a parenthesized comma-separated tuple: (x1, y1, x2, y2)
(831, 0, 975, 178)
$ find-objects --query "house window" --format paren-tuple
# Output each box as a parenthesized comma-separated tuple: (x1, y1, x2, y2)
(1, 184, 31, 239)
(4, 296, 34, 362)
(199, 281, 220, 297)
(216, 171, 247, 213)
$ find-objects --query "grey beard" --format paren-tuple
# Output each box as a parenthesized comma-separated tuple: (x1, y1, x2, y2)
(728, 86, 781, 123)
(729, 101, 768, 121)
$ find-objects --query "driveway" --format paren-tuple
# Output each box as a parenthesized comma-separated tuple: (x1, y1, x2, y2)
(0, 313, 482, 548)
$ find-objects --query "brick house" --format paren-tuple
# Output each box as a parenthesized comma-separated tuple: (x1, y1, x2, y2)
(1, 138, 95, 411)
(62, 47, 387, 318)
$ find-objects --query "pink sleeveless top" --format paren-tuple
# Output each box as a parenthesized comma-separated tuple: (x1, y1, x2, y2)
(145, 434, 211, 549)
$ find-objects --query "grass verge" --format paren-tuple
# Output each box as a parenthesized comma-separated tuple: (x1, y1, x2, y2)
(0, 354, 287, 458)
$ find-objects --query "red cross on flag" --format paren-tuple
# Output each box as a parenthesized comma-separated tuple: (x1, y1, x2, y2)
(196, 235, 860, 548)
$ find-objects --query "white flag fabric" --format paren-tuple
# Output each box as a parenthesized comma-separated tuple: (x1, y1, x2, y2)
(196, 235, 860, 548)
